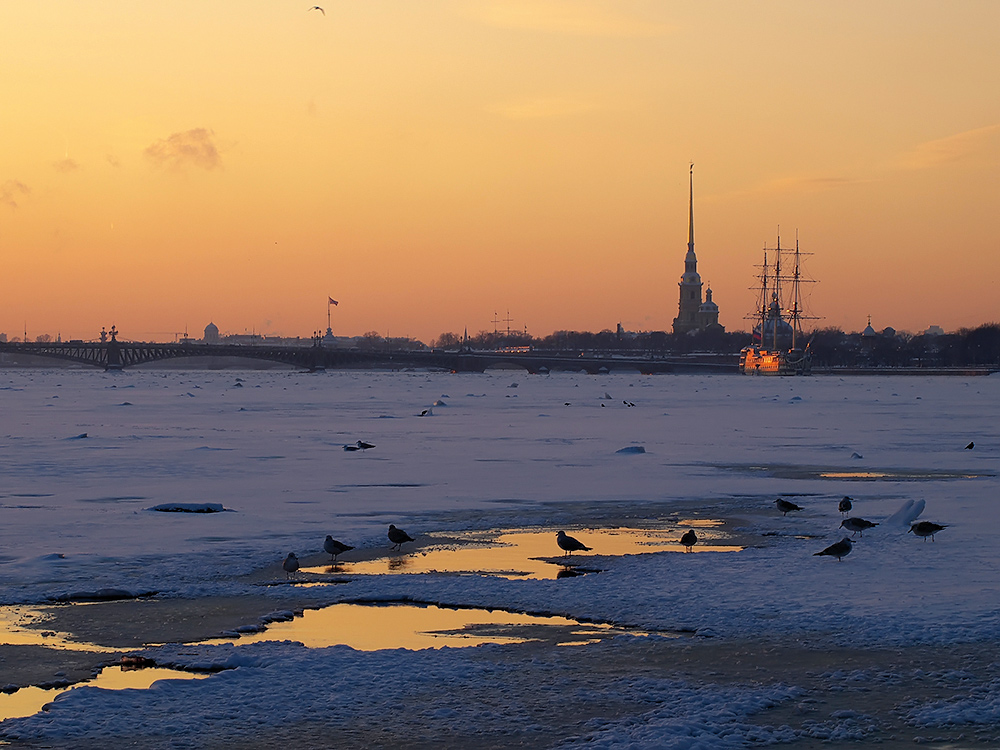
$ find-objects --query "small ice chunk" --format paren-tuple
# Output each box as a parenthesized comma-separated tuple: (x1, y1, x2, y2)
(149, 503, 226, 513)
(616, 446, 646, 454)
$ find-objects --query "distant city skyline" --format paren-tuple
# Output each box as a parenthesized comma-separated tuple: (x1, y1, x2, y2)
(1, 2, 997, 343)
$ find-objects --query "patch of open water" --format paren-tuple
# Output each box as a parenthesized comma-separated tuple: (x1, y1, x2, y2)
(0, 663, 208, 723)
(300, 524, 741, 581)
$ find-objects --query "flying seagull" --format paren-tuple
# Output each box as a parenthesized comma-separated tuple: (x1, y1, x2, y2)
(839, 496, 853, 516)
(309, 6, 325, 15)
(909, 521, 947, 541)
(388, 524, 414, 551)
(814, 537, 853, 561)
(775, 498, 803, 516)
(283, 552, 299, 578)
(680, 529, 698, 551)
(840, 517, 879, 537)
(324, 536, 354, 562)
(556, 530, 592, 555)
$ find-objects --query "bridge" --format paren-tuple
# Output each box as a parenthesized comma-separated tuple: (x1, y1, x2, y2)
(0, 331, 737, 374)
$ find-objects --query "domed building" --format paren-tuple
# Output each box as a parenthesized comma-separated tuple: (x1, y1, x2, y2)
(203, 322, 220, 344)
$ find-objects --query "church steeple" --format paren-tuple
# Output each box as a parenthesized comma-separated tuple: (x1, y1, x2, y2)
(674, 164, 705, 334)
(688, 162, 695, 256)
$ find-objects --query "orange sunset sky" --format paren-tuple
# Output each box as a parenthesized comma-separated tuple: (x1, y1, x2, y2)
(2, 1, 998, 344)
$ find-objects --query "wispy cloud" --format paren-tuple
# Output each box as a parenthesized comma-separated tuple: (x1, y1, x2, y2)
(53, 158, 79, 173)
(750, 174, 872, 196)
(897, 124, 1000, 171)
(487, 96, 598, 120)
(1, 180, 30, 209)
(144, 128, 222, 171)
(465, 0, 674, 38)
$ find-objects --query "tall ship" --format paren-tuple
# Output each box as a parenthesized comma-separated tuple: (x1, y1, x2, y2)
(739, 232, 816, 375)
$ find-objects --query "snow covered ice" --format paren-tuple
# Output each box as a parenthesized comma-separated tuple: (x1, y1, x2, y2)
(1, 368, 999, 747)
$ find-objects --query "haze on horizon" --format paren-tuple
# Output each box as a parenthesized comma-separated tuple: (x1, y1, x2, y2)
(1, 1, 997, 344)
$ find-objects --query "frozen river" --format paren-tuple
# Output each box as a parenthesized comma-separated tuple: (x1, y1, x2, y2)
(1, 368, 998, 747)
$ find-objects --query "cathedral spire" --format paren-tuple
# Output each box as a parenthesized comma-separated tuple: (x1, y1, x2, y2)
(688, 162, 695, 254)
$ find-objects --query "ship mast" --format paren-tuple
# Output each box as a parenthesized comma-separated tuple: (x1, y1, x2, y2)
(772, 232, 782, 351)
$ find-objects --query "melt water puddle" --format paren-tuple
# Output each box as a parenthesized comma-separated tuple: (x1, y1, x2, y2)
(0, 606, 125, 652)
(302, 524, 741, 581)
(0, 665, 209, 723)
(207, 602, 650, 651)
(728, 464, 992, 481)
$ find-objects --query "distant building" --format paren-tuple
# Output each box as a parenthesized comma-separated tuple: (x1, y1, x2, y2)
(862, 316, 877, 337)
(204, 322, 220, 343)
(925, 325, 944, 336)
(673, 166, 722, 334)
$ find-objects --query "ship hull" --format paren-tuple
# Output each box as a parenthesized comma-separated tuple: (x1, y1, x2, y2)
(739, 347, 811, 375)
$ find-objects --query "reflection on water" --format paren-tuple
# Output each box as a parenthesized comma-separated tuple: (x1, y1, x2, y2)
(302, 525, 741, 580)
(207, 602, 648, 651)
(0, 665, 208, 723)
(0, 606, 124, 652)
(820, 471, 983, 479)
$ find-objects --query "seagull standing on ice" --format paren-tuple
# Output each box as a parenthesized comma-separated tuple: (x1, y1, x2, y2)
(775, 498, 802, 516)
(283, 553, 299, 578)
(814, 537, 853, 561)
(324, 536, 354, 561)
(356, 440, 375, 451)
(556, 530, 591, 555)
(909, 521, 947, 541)
(680, 529, 698, 551)
(388, 524, 414, 551)
(839, 496, 853, 516)
(840, 517, 879, 537)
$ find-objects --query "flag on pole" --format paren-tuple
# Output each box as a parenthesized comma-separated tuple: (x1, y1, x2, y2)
(328, 297, 339, 306)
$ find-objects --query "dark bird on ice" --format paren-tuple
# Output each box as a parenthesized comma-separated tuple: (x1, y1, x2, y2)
(324, 536, 354, 561)
(909, 521, 948, 541)
(343, 443, 361, 452)
(839, 496, 853, 516)
(556, 530, 592, 555)
(840, 517, 879, 537)
(283, 552, 299, 578)
(388, 524, 414, 551)
(814, 537, 853, 561)
(309, 6, 325, 15)
(775, 498, 803, 516)
(965, 442, 974, 450)
(356, 440, 376, 451)
(680, 529, 698, 551)
(623, 400, 636, 407)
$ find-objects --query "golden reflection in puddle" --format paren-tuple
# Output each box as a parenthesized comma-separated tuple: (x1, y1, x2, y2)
(207, 603, 635, 651)
(302, 527, 741, 581)
(821, 471, 982, 479)
(821, 472, 891, 479)
(0, 606, 125, 652)
(0, 666, 208, 723)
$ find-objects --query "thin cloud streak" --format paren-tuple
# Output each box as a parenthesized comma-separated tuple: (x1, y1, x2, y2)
(144, 128, 222, 171)
(464, 0, 675, 38)
(897, 124, 1000, 171)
